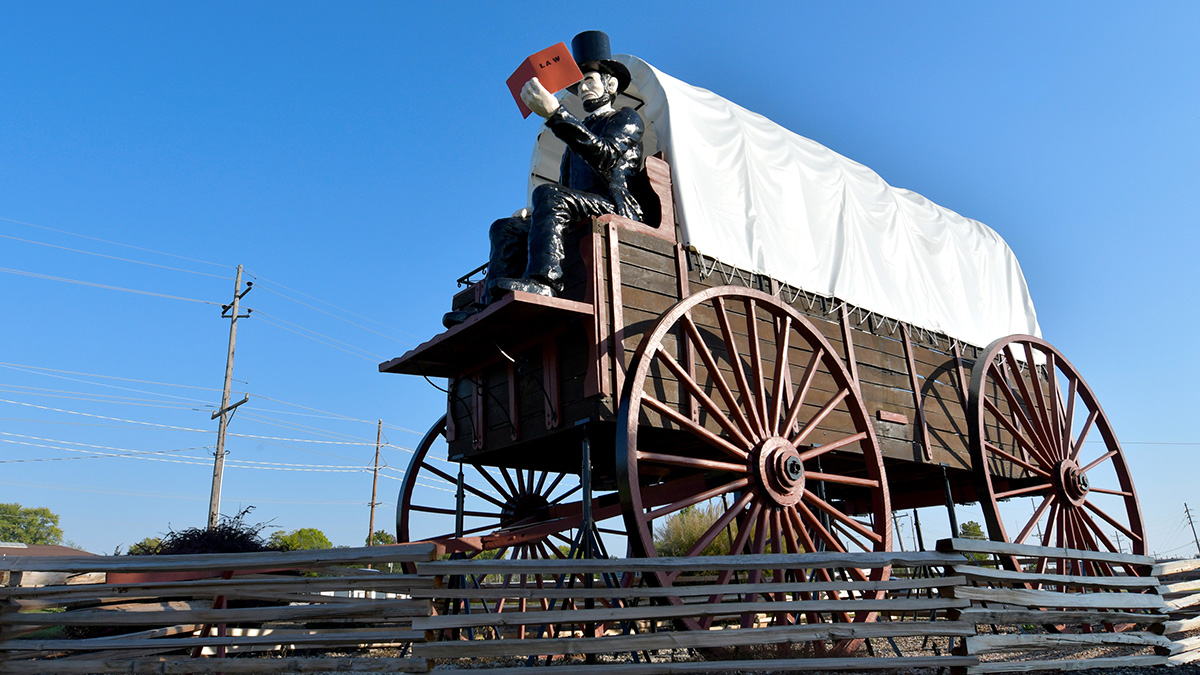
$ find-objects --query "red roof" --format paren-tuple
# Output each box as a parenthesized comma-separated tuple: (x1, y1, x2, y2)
(0, 543, 95, 557)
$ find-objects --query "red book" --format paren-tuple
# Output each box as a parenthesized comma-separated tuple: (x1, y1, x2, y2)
(507, 42, 583, 118)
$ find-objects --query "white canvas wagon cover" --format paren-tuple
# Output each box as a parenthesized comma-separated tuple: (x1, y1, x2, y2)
(528, 55, 1041, 349)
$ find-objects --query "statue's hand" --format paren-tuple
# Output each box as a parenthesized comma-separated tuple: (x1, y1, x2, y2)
(520, 77, 560, 118)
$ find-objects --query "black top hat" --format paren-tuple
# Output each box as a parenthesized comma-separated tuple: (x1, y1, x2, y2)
(570, 30, 631, 94)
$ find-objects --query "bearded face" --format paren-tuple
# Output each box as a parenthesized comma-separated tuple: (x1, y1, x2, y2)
(578, 71, 618, 112)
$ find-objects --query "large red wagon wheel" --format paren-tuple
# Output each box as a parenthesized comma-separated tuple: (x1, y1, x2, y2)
(967, 335, 1146, 579)
(617, 287, 891, 657)
(397, 416, 629, 640)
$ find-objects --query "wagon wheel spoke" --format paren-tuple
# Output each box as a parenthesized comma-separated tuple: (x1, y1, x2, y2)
(994, 482, 1053, 500)
(652, 347, 754, 453)
(416, 462, 508, 509)
(1001, 345, 1056, 455)
(781, 347, 825, 438)
(470, 462, 515, 502)
(983, 386, 1057, 470)
(1020, 341, 1057, 458)
(646, 477, 751, 521)
(769, 316, 793, 436)
(792, 389, 851, 448)
(642, 393, 750, 461)
(1013, 493, 1057, 545)
(714, 296, 767, 440)
(797, 431, 868, 462)
(983, 440, 1051, 479)
(684, 490, 754, 558)
(1070, 410, 1099, 464)
(681, 312, 760, 446)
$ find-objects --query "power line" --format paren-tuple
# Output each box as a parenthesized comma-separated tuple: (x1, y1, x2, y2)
(0, 361, 223, 393)
(0, 398, 211, 430)
(0, 232, 231, 280)
(0, 215, 231, 270)
(245, 270, 417, 343)
(0, 446, 207, 464)
(0, 388, 207, 411)
(0, 384, 209, 408)
(2, 358, 419, 436)
(246, 394, 421, 435)
(237, 410, 385, 443)
(250, 310, 383, 361)
(0, 266, 221, 305)
(253, 283, 414, 347)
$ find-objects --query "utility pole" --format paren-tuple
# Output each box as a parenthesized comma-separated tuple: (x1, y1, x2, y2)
(368, 420, 382, 545)
(1187, 503, 1200, 557)
(207, 265, 252, 529)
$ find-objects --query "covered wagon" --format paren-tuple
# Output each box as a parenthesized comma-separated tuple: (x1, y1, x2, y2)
(380, 53, 1144, 650)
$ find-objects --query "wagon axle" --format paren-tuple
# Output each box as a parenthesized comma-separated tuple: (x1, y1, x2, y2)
(1056, 459, 1090, 507)
(755, 437, 806, 508)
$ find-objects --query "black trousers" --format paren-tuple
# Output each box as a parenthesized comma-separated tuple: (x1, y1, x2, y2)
(485, 183, 620, 299)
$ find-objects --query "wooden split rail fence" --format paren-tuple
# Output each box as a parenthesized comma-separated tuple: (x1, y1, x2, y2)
(0, 544, 437, 674)
(2, 539, 1199, 673)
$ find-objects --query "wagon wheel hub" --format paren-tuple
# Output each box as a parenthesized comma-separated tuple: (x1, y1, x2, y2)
(500, 492, 551, 528)
(754, 436, 805, 507)
(1055, 459, 1089, 507)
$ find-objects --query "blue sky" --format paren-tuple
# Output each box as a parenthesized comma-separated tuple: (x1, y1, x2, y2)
(1, 2, 1196, 556)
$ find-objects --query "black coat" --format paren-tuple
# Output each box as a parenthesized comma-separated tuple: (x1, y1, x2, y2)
(545, 106, 645, 222)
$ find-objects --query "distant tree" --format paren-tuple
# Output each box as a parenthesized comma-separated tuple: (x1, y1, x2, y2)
(269, 528, 333, 551)
(126, 537, 162, 555)
(368, 530, 397, 546)
(958, 520, 990, 564)
(0, 503, 64, 545)
(958, 521, 986, 540)
(653, 503, 733, 557)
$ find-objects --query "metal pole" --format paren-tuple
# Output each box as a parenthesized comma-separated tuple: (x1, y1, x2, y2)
(891, 511, 905, 551)
(581, 429, 594, 559)
(940, 464, 958, 537)
(455, 463, 465, 539)
(368, 419, 382, 545)
(913, 509, 926, 551)
(208, 265, 251, 529)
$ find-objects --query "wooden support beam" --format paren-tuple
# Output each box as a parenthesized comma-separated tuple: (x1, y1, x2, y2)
(900, 323, 931, 462)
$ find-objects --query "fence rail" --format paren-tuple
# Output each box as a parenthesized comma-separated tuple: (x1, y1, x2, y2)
(2, 539, 1197, 673)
